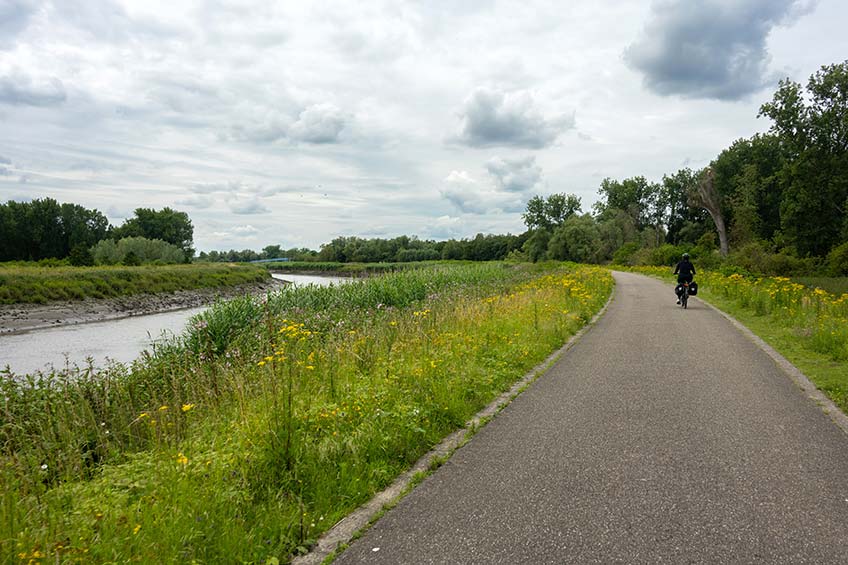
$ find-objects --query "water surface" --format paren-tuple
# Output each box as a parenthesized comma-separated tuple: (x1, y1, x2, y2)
(0, 273, 346, 376)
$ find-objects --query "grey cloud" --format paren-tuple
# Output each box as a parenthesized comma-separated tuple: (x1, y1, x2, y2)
(190, 181, 237, 194)
(486, 156, 542, 193)
(231, 199, 271, 215)
(0, 155, 11, 165)
(0, 167, 12, 176)
(0, 0, 38, 49)
(289, 104, 346, 144)
(625, 0, 816, 100)
(454, 88, 574, 149)
(50, 0, 184, 43)
(176, 195, 214, 209)
(440, 170, 526, 215)
(0, 74, 67, 107)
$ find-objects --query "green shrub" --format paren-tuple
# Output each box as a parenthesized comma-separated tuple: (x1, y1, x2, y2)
(68, 245, 94, 267)
(92, 237, 185, 265)
(827, 242, 848, 276)
(612, 242, 640, 265)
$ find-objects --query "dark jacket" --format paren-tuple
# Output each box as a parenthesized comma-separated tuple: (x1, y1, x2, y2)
(674, 259, 695, 282)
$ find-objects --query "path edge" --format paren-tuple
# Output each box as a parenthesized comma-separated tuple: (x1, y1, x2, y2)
(292, 279, 618, 565)
(698, 295, 848, 437)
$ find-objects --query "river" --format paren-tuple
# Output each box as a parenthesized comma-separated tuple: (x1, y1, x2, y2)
(0, 273, 347, 377)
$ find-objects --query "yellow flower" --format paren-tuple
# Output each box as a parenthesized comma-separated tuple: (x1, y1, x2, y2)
(176, 452, 188, 465)
(138, 412, 149, 419)
(257, 361, 266, 367)
(181, 403, 195, 412)
(158, 405, 168, 411)
(133, 524, 141, 535)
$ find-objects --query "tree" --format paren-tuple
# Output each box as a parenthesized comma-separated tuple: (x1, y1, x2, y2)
(758, 60, 848, 256)
(114, 208, 194, 258)
(547, 214, 602, 263)
(522, 193, 581, 230)
(690, 168, 729, 257)
(594, 176, 659, 231)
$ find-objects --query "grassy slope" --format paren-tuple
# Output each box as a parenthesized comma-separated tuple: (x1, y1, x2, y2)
(0, 263, 270, 304)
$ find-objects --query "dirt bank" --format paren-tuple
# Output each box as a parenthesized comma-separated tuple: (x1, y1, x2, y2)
(0, 278, 285, 335)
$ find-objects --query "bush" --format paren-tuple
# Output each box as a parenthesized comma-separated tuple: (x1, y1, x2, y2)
(827, 242, 848, 276)
(68, 245, 94, 267)
(727, 241, 819, 276)
(122, 251, 141, 266)
(612, 242, 640, 265)
(92, 237, 186, 265)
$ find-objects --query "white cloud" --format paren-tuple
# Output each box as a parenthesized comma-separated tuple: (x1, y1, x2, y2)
(232, 224, 259, 235)
(289, 103, 347, 144)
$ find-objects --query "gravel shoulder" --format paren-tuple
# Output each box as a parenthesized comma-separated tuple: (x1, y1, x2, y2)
(0, 278, 284, 335)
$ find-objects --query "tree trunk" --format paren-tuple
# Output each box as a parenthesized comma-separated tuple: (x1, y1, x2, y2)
(691, 168, 729, 257)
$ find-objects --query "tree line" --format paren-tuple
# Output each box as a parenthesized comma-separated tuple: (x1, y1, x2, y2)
(0, 199, 194, 264)
(516, 60, 848, 275)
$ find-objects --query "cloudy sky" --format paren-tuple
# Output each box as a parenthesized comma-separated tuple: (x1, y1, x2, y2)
(1, 0, 845, 252)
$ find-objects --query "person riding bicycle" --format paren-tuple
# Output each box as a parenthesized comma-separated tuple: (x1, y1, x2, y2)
(673, 253, 695, 304)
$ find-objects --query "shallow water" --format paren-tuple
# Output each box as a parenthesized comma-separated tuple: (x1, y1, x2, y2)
(0, 273, 347, 376)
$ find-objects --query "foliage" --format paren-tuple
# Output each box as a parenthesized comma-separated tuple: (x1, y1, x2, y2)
(522, 193, 581, 230)
(0, 198, 109, 261)
(0, 263, 614, 563)
(0, 263, 268, 304)
(68, 245, 94, 267)
(112, 207, 194, 258)
(91, 236, 186, 265)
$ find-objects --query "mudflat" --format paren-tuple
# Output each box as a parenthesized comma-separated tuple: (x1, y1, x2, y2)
(0, 279, 284, 335)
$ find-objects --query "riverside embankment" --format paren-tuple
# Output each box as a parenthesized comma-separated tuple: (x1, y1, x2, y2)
(0, 273, 345, 375)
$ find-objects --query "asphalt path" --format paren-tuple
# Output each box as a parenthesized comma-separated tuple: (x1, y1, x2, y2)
(332, 271, 848, 564)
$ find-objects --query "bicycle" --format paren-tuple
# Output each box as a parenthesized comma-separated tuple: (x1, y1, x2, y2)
(679, 281, 689, 309)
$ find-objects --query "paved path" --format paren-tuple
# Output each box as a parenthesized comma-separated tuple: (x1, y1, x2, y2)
(334, 272, 848, 564)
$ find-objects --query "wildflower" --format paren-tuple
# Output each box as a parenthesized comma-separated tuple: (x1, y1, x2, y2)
(158, 405, 168, 412)
(133, 524, 141, 535)
(40, 463, 48, 471)
(257, 361, 266, 367)
(176, 452, 189, 465)
(181, 403, 195, 412)
(138, 412, 150, 419)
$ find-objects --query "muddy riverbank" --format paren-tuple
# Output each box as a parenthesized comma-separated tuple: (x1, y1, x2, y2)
(0, 278, 285, 335)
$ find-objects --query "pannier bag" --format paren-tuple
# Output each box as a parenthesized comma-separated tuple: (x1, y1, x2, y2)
(688, 281, 698, 296)
(675, 284, 684, 297)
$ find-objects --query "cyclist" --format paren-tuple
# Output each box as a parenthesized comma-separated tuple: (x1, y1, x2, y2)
(673, 253, 696, 304)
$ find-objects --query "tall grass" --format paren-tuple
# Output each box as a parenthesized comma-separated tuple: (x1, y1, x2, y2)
(0, 263, 269, 304)
(1, 262, 613, 563)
